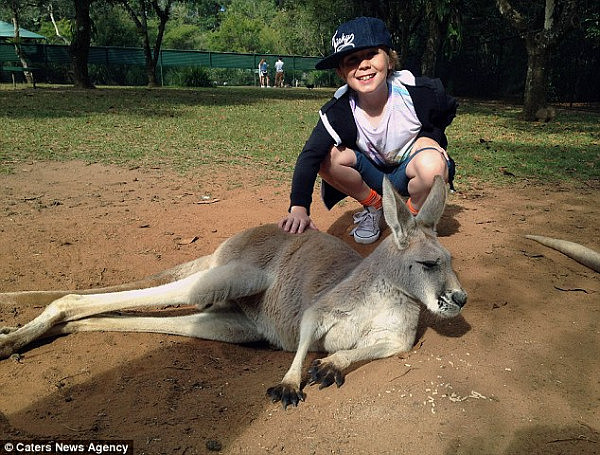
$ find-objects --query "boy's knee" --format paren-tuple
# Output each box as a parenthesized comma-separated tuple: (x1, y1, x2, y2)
(329, 145, 346, 158)
(319, 148, 335, 175)
(320, 145, 352, 173)
(411, 151, 448, 182)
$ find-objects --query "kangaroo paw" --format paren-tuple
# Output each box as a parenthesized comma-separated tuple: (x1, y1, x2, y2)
(0, 336, 17, 360)
(266, 383, 306, 409)
(308, 359, 345, 389)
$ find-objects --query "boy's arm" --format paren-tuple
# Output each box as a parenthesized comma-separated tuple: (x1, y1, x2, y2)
(410, 77, 458, 149)
(289, 118, 335, 215)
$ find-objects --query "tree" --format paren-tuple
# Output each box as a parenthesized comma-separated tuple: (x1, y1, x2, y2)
(496, 0, 578, 119)
(2, 0, 39, 83)
(421, 0, 461, 77)
(34, 0, 94, 88)
(90, 3, 139, 47)
(118, 0, 174, 87)
(389, 1, 423, 70)
(69, 0, 95, 88)
(171, 0, 228, 32)
(47, 2, 71, 44)
(208, 0, 279, 53)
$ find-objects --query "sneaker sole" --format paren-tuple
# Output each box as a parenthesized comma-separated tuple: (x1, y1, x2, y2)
(353, 232, 380, 244)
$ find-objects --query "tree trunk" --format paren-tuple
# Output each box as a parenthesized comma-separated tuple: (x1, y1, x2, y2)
(140, 30, 158, 87)
(120, 0, 171, 88)
(523, 33, 550, 121)
(144, 43, 158, 87)
(421, 11, 441, 77)
(70, 0, 94, 89)
(150, 0, 171, 87)
(421, 1, 441, 77)
(496, 0, 578, 121)
(392, 1, 422, 71)
(49, 4, 71, 45)
(9, 4, 34, 84)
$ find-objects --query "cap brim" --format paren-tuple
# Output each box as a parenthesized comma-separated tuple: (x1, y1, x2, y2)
(315, 54, 342, 70)
(315, 45, 390, 70)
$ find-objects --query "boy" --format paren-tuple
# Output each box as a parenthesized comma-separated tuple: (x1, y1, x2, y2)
(279, 17, 457, 244)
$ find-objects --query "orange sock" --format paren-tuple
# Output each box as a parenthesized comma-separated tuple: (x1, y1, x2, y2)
(359, 189, 382, 210)
(406, 198, 419, 215)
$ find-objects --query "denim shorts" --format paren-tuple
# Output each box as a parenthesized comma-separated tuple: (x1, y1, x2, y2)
(353, 147, 456, 197)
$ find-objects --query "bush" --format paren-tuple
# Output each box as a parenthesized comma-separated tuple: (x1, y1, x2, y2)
(90, 64, 147, 86)
(207, 68, 256, 86)
(165, 66, 213, 87)
(307, 70, 337, 87)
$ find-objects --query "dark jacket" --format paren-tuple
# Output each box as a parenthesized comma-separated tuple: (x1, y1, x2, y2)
(289, 72, 457, 213)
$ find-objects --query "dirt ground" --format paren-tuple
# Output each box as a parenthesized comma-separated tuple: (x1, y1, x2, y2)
(0, 161, 598, 455)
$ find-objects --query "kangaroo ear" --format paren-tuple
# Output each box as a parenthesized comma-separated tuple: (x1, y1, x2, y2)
(382, 177, 415, 248)
(415, 175, 447, 230)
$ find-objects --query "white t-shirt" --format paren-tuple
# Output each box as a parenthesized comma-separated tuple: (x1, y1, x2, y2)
(349, 72, 421, 166)
(275, 60, 284, 72)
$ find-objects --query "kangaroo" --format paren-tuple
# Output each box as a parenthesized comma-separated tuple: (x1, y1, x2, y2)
(0, 176, 467, 408)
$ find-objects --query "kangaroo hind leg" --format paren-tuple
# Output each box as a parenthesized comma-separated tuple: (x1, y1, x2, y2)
(0, 261, 271, 359)
(50, 307, 263, 344)
(0, 254, 214, 310)
(188, 260, 272, 310)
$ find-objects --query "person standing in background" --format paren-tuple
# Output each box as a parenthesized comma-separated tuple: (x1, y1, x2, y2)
(259, 59, 270, 88)
(275, 57, 285, 88)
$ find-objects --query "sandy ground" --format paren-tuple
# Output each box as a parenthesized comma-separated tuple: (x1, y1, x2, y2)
(0, 161, 598, 455)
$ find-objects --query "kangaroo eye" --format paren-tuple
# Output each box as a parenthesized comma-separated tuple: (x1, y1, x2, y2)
(418, 260, 439, 270)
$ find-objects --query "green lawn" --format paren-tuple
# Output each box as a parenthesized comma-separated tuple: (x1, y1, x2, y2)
(1, 85, 598, 185)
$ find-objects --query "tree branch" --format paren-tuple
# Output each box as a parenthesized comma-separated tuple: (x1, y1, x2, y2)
(495, 0, 527, 30)
(48, 4, 70, 45)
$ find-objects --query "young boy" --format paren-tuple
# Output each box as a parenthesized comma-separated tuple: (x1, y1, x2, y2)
(278, 17, 457, 244)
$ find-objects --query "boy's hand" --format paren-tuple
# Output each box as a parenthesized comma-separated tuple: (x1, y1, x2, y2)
(278, 206, 318, 234)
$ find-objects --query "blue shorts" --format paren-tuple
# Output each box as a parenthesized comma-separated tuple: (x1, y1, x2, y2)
(353, 147, 456, 197)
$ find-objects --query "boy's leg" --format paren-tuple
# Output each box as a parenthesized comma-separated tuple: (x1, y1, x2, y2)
(318, 146, 372, 202)
(319, 144, 453, 216)
(319, 146, 384, 244)
(405, 148, 449, 211)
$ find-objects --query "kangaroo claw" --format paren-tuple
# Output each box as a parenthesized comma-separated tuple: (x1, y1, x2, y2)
(266, 383, 306, 409)
(308, 359, 345, 389)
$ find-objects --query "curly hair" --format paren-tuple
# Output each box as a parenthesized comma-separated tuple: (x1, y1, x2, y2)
(387, 49, 399, 74)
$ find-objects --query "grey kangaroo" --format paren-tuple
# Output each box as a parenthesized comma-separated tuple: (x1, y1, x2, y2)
(0, 176, 467, 408)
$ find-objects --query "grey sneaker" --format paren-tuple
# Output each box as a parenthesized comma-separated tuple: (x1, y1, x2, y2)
(350, 206, 382, 244)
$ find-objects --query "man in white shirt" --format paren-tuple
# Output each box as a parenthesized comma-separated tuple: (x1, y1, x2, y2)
(275, 57, 284, 88)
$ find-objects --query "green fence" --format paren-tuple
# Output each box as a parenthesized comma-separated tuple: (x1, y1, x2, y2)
(0, 42, 321, 71)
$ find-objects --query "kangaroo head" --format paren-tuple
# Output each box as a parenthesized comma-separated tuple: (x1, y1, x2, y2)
(381, 176, 467, 318)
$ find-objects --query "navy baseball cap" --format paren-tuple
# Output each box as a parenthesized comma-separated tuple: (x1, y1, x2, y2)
(315, 17, 394, 70)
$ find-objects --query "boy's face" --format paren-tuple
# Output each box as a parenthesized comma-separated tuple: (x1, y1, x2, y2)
(336, 47, 392, 95)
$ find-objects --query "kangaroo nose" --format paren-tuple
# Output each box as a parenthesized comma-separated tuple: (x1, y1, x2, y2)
(452, 290, 467, 308)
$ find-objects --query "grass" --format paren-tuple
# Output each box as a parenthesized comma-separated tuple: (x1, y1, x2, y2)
(1, 84, 598, 186)
(451, 101, 599, 185)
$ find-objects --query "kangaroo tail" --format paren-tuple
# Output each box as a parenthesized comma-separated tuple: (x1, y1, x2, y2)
(525, 235, 600, 273)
